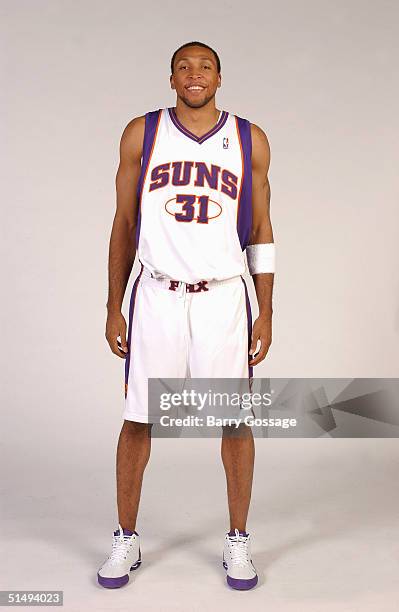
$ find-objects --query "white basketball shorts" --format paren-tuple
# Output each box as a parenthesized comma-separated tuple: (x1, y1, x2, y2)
(123, 265, 253, 423)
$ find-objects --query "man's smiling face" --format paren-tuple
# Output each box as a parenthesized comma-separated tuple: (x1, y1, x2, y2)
(170, 45, 221, 109)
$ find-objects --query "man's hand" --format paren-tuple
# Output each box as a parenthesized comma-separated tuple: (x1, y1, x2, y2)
(249, 316, 272, 366)
(106, 310, 129, 358)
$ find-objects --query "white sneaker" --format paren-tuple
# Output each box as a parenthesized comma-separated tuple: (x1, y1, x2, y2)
(97, 524, 141, 588)
(222, 528, 258, 590)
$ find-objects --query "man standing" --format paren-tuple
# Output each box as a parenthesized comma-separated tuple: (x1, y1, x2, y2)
(99, 41, 274, 591)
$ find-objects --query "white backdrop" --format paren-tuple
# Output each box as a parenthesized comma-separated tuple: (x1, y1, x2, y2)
(1, 2, 399, 610)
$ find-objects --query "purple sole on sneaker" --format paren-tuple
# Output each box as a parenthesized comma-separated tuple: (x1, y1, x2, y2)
(97, 558, 141, 589)
(97, 573, 129, 589)
(226, 574, 258, 590)
(222, 560, 258, 590)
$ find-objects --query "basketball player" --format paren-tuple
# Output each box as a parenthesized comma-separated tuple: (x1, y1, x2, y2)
(99, 41, 274, 591)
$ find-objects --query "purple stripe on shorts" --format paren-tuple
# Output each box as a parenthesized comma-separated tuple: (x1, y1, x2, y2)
(124, 264, 144, 397)
(135, 109, 162, 246)
(241, 277, 253, 379)
(235, 116, 253, 250)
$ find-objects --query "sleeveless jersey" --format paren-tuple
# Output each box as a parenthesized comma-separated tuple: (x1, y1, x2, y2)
(135, 107, 252, 284)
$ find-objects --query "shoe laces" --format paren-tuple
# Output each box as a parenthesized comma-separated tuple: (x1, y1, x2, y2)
(228, 528, 250, 567)
(107, 524, 135, 565)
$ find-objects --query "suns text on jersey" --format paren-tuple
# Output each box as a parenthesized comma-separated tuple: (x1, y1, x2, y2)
(148, 161, 238, 200)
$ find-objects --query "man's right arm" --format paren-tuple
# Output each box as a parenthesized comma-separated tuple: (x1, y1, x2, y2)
(105, 115, 145, 358)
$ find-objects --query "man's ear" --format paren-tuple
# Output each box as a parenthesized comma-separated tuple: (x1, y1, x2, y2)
(170, 75, 175, 90)
(217, 74, 222, 88)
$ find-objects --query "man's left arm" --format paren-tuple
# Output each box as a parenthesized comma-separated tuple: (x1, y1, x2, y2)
(248, 123, 274, 366)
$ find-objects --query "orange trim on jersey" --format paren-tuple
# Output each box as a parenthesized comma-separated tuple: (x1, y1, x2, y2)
(138, 110, 162, 212)
(235, 116, 245, 225)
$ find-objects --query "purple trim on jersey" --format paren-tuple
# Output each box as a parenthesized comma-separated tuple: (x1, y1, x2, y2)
(168, 107, 229, 144)
(235, 116, 253, 249)
(124, 264, 144, 396)
(136, 110, 162, 246)
(242, 278, 253, 379)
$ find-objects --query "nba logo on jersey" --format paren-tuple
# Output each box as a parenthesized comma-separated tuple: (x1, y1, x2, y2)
(223, 137, 229, 149)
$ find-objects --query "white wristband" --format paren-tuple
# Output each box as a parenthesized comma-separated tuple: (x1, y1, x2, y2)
(245, 243, 275, 274)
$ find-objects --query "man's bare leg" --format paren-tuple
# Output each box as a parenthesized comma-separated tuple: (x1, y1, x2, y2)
(116, 420, 152, 532)
(221, 425, 255, 532)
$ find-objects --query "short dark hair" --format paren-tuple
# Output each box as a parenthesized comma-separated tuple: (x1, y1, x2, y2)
(170, 41, 221, 74)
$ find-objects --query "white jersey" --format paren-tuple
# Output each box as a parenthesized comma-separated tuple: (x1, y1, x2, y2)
(135, 107, 253, 284)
